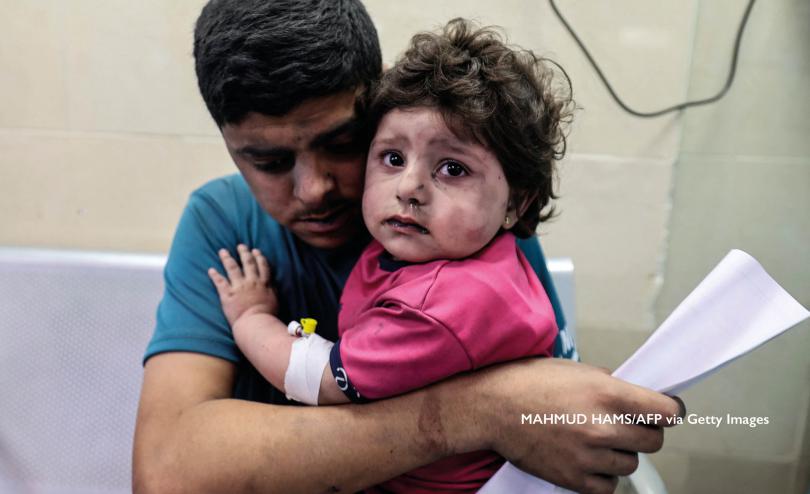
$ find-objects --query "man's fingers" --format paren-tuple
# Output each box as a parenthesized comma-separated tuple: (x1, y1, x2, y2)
(611, 380, 683, 427)
(253, 248, 271, 283)
(588, 449, 639, 477)
(603, 423, 665, 454)
(672, 395, 687, 418)
(207, 268, 230, 297)
(219, 248, 244, 283)
(237, 244, 258, 280)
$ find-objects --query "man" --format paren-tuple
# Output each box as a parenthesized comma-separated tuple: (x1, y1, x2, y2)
(132, 1, 682, 493)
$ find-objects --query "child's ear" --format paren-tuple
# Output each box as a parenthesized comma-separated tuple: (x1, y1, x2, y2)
(503, 192, 537, 230)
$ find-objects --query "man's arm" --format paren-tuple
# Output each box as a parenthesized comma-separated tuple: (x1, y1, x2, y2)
(133, 352, 680, 494)
(133, 352, 454, 493)
(465, 358, 682, 494)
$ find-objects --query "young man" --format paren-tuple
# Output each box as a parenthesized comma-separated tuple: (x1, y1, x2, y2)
(132, 1, 682, 493)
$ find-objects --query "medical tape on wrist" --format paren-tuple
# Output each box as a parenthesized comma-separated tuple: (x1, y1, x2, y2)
(283, 333, 333, 405)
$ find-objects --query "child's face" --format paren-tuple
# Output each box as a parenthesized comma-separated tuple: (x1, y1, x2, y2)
(363, 106, 514, 263)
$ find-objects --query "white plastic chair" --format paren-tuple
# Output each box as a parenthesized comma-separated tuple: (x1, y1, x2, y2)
(0, 248, 164, 493)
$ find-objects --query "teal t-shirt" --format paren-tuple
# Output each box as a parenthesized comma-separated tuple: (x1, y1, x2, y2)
(144, 174, 572, 404)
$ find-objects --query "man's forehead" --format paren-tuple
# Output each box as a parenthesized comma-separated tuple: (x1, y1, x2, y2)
(223, 92, 358, 150)
(277, 90, 358, 125)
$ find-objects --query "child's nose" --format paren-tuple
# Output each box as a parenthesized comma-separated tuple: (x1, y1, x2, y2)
(395, 166, 427, 206)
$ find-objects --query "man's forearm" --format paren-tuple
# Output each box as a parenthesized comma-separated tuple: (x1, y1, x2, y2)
(134, 353, 682, 494)
(133, 353, 476, 494)
(139, 400, 446, 493)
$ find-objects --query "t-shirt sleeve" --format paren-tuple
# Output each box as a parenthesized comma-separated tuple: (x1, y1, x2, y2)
(143, 185, 242, 364)
(516, 235, 566, 332)
(517, 236, 579, 360)
(329, 302, 472, 402)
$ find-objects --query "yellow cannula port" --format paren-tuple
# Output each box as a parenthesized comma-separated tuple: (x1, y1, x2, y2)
(300, 318, 318, 336)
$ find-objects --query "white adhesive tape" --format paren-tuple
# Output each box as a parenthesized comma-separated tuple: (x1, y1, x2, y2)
(283, 333, 333, 405)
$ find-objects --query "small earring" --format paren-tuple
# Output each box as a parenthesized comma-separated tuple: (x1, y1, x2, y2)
(504, 216, 511, 226)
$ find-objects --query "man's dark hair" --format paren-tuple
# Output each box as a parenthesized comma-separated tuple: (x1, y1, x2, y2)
(368, 18, 574, 237)
(194, 0, 382, 127)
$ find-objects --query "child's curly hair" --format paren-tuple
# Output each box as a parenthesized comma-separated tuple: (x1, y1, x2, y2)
(367, 18, 574, 237)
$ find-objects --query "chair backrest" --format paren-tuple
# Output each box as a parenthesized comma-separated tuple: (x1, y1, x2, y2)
(0, 247, 575, 493)
(0, 248, 164, 494)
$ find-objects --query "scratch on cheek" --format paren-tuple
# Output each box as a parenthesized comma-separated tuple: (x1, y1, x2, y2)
(431, 176, 448, 191)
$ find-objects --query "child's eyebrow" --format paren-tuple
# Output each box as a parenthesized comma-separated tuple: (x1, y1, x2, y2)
(369, 135, 482, 159)
(369, 136, 402, 148)
(431, 140, 468, 155)
(425, 137, 480, 158)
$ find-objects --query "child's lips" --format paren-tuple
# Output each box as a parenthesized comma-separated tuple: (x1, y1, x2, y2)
(385, 215, 429, 234)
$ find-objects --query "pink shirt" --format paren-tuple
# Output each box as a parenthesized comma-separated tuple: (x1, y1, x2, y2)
(329, 232, 558, 492)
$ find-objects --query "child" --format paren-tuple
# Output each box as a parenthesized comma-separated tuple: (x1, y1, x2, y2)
(208, 18, 572, 493)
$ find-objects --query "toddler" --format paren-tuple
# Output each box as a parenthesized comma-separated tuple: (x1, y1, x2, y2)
(208, 18, 572, 493)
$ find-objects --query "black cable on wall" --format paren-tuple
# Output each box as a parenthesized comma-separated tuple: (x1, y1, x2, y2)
(549, 0, 757, 118)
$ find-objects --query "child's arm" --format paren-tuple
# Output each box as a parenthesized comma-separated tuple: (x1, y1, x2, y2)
(207, 244, 348, 405)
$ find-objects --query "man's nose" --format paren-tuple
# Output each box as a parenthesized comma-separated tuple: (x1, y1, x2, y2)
(293, 155, 336, 207)
(396, 164, 427, 206)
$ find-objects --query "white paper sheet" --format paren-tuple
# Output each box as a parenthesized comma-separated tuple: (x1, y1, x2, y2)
(478, 249, 809, 494)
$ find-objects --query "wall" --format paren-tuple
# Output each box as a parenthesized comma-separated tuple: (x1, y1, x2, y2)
(0, 1, 807, 492)
(652, 1, 810, 492)
(0, 1, 229, 252)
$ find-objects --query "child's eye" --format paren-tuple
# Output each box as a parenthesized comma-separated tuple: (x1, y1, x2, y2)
(382, 151, 405, 167)
(437, 160, 468, 177)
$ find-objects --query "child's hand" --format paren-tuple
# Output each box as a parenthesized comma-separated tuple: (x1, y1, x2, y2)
(208, 244, 278, 326)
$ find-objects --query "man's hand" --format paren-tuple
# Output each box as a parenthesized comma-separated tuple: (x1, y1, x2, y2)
(449, 358, 684, 494)
(208, 244, 278, 326)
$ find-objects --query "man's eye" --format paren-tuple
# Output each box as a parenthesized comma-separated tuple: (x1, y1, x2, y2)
(382, 151, 404, 167)
(437, 161, 467, 177)
(254, 155, 294, 173)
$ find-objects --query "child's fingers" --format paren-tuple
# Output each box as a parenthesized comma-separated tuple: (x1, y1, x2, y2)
(219, 248, 244, 283)
(237, 244, 258, 281)
(207, 268, 231, 297)
(253, 248, 271, 283)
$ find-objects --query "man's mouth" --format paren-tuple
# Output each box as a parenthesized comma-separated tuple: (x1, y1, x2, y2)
(299, 204, 350, 224)
(385, 216, 429, 234)
(295, 204, 357, 235)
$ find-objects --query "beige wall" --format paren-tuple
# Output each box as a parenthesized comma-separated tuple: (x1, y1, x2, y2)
(1, 1, 807, 492)
(650, 1, 810, 492)
(0, 0, 229, 252)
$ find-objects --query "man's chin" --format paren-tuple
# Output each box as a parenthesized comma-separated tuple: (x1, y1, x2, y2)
(300, 234, 352, 249)
(293, 224, 362, 250)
